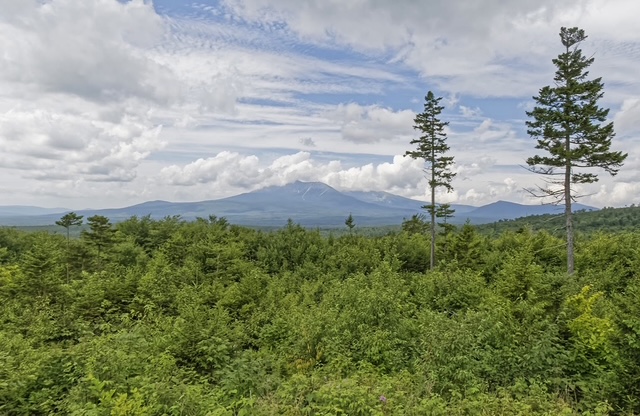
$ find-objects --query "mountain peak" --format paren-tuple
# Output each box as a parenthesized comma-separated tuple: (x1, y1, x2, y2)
(289, 180, 333, 188)
(254, 180, 338, 195)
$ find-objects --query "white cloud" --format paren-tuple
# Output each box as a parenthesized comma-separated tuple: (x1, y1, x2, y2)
(0, 104, 165, 182)
(161, 151, 260, 187)
(156, 150, 530, 207)
(160, 151, 426, 197)
(221, 0, 640, 100)
(221, 0, 591, 97)
(459, 105, 483, 118)
(614, 98, 640, 137)
(1, 0, 639, 210)
(327, 103, 415, 144)
(472, 119, 518, 143)
(0, 0, 172, 103)
(489, 177, 519, 197)
(455, 156, 498, 180)
(592, 182, 640, 207)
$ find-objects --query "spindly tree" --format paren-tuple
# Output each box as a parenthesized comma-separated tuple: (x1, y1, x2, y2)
(526, 27, 627, 274)
(406, 91, 456, 269)
(55, 212, 83, 282)
(56, 212, 84, 243)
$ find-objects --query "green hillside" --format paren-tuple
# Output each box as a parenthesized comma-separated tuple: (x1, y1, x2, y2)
(478, 205, 640, 235)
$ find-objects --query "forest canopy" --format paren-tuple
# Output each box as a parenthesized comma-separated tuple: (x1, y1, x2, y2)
(1, 214, 640, 415)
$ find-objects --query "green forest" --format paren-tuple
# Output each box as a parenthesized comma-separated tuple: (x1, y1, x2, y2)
(2, 214, 640, 415)
(477, 206, 640, 236)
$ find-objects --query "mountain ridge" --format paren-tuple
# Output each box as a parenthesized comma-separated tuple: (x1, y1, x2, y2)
(0, 181, 598, 227)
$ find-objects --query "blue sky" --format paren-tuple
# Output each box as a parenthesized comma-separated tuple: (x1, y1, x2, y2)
(1, 0, 640, 209)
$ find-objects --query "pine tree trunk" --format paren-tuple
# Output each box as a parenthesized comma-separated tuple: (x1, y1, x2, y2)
(65, 227, 71, 284)
(430, 182, 436, 270)
(430, 143, 436, 270)
(563, 54, 575, 275)
(565, 139, 574, 275)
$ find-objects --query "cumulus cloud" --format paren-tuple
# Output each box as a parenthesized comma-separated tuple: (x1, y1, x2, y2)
(488, 177, 519, 198)
(0, 105, 165, 182)
(0, 0, 246, 189)
(592, 182, 640, 207)
(160, 151, 427, 196)
(614, 98, 640, 136)
(159, 150, 531, 206)
(161, 151, 260, 187)
(0, 0, 174, 103)
(455, 156, 498, 180)
(326, 103, 415, 144)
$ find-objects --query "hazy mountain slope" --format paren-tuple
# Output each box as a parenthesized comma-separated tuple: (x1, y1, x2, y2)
(0, 206, 70, 217)
(344, 190, 477, 214)
(0, 182, 600, 227)
(463, 200, 597, 222)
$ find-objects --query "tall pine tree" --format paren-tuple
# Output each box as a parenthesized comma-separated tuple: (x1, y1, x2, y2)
(526, 27, 627, 274)
(405, 91, 455, 270)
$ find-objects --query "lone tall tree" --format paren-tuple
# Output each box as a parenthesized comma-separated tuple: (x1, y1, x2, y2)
(526, 27, 627, 275)
(406, 91, 456, 270)
(56, 212, 83, 282)
(56, 212, 84, 243)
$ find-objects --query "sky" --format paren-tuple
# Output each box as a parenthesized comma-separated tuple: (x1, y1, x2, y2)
(1, 0, 640, 209)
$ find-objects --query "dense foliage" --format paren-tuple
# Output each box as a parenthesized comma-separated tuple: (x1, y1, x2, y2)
(1, 215, 640, 414)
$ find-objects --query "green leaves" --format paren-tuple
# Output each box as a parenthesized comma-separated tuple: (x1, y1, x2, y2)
(526, 26, 627, 275)
(56, 212, 84, 231)
(82, 215, 115, 250)
(526, 27, 623, 182)
(406, 90, 456, 270)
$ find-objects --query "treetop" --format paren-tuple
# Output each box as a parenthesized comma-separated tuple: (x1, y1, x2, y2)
(560, 26, 587, 49)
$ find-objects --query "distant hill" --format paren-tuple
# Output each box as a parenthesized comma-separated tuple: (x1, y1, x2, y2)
(465, 200, 596, 223)
(0, 181, 599, 227)
(0, 205, 69, 217)
(478, 205, 640, 235)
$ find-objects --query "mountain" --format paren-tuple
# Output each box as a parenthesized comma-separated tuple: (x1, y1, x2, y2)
(463, 200, 597, 223)
(197, 181, 420, 226)
(0, 181, 599, 227)
(344, 190, 477, 214)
